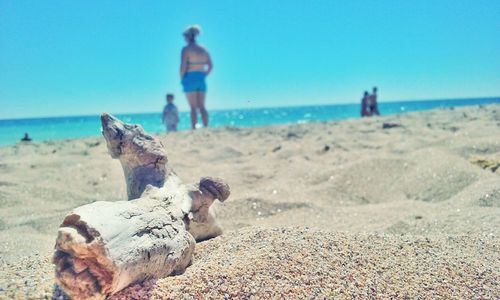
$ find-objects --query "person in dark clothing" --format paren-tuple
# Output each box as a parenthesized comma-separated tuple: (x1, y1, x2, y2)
(361, 91, 370, 117)
(21, 133, 32, 142)
(367, 87, 380, 116)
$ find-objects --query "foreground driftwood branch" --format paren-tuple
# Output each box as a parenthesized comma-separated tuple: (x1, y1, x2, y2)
(53, 113, 230, 299)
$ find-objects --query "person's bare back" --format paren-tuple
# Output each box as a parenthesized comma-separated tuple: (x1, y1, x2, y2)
(182, 44, 211, 74)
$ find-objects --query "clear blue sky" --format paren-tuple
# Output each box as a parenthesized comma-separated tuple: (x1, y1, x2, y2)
(1, 0, 499, 119)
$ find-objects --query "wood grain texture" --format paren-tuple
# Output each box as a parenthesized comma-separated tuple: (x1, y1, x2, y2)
(52, 113, 230, 299)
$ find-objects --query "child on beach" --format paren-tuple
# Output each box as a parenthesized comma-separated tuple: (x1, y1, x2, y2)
(162, 94, 179, 132)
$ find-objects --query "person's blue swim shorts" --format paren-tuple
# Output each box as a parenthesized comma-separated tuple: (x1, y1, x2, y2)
(182, 71, 207, 93)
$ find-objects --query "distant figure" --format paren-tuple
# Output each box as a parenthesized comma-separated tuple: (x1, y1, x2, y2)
(162, 94, 179, 132)
(180, 25, 213, 129)
(361, 91, 370, 117)
(367, 87, 380, 116)
(21, 133, 32, 142)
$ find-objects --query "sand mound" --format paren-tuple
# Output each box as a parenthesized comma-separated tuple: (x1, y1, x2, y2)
(331, 149, 485, 204)
(113, 227, 499, 299)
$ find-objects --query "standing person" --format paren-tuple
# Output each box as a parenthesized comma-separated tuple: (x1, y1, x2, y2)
(361, 91, 370, 117)
(367, 87, 380, 116)
(162, 94, 179, 132)
(179, 25, 213, 129)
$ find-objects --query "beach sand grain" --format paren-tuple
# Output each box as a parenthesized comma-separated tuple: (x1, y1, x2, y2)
(0, 104, 499, 299)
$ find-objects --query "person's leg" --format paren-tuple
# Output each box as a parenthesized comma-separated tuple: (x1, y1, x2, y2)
(186, 92, 198, 129)
(367, 106, 375, 117)
(167, 124, 177, 132)
(197, 91, 209, 127)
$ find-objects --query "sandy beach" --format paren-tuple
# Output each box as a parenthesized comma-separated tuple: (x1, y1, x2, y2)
(0, 104, 499, 299)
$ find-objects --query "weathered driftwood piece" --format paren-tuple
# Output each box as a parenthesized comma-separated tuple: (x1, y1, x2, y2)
(53, 113, 230, 299)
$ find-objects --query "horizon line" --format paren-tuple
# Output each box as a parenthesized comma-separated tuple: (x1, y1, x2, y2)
(1, 96, 499, 122)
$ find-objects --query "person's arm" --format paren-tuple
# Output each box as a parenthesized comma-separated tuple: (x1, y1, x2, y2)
(180, 48, 188, 79)
(174, 108, 179, 124)
(162, 106, 168, 124)
(373, 95, 380, 115)
(205, 51, 213, 75)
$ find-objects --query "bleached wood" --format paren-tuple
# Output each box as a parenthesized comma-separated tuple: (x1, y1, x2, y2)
(100, 113, 170, 200)
(53, 113, 230, 299)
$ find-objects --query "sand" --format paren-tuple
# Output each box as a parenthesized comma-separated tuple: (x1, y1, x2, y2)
(0, 104, 499, 299)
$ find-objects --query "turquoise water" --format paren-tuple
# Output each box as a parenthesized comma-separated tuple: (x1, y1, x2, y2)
(0, 97, 499, 146)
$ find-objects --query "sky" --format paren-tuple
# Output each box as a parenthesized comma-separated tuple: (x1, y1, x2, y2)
(0, 0, 499, 119)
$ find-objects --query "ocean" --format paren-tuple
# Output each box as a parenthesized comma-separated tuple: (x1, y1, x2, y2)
(0, 97, 499, 147)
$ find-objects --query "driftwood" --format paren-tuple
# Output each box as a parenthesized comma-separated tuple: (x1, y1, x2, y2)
(52, 113, 230, 299)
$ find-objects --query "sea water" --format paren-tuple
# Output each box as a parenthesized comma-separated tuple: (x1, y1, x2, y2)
(0, 97, 499, 146)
